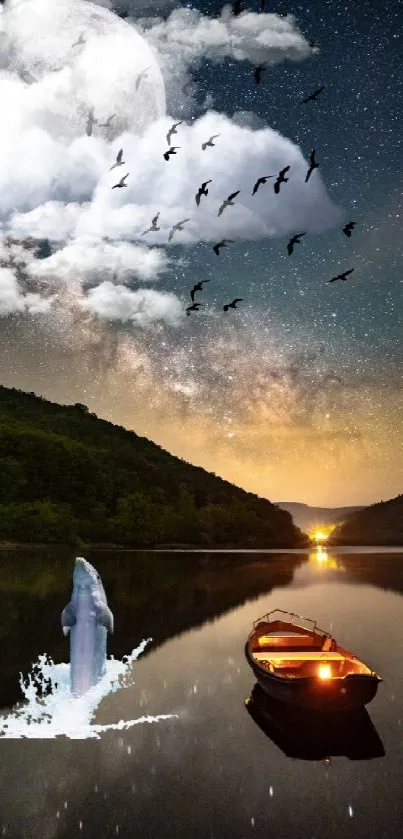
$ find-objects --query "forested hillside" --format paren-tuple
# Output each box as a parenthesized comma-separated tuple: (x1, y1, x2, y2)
(0, 386, 306, 547)
(330, 494, 403, 546)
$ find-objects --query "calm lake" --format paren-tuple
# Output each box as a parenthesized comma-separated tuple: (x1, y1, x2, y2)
(1, 547, 403, 837)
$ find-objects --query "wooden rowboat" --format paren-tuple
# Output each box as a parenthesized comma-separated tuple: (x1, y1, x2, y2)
(245, 609, 382, 711)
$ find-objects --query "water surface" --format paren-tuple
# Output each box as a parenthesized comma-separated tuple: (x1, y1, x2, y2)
(1, 547, 402, 837)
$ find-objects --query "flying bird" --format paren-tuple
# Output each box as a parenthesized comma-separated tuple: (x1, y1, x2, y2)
(190, 279, 210, 302)
(305, 149, 319, 183)
(195, 180, 212, 206)
(110, 148, 125, 170)
(135, 66, 151, 90)
(328, 268, 355, 283)
(85, 109, 97, 137)
(202, 134, 220, 150)
(141, 213, 160, 236)
(99, 115, 116, 129)
(111, 173, 129, 189)
(343, 221, 357, 237)
(287, 232, 306, 255)
(213, 239, 235, 255)
(72, 32, 85, 48)
(274, 166, 290, 194)
(186, 302, 203, 316)
(300, 85, 325, 104)
(168, 218, 190, 241)
(223, 298, 243, 311)
(166, 121, 183, 146)
(252, 175, 274, 195)
(163, 146, 180, 160)
(253, 65, 267, 85)
(218, 191, 240, 216)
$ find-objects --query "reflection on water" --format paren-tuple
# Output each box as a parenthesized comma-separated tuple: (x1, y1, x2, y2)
(1, 547, 403, 837)
(245, 683, 385, 761)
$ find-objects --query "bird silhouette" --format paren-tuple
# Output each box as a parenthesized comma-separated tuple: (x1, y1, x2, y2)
(287, 232, 306, 255)
(328, 268, 355, 283)
(186, 302, 203, 315)
(300, 85, 324, 104)
(166, 121, 183, 146)
(253, 65, 267, 85)
(111, 173, 129, 189)
(343, 221, 357, 237)
(202, 134, 220, 150)
(218, 191, 240, 216)
(223, 298, 243, 311)
(110, 148, 124, 170)
(274, 166, 290, 194)
(85, 109, 97, 137)
(72, 32, 85, 48)
(232, 0, 243, 15)
(252, 175, 274, 195)
(163, 146, 180, 160)
(135, 66, 151, 90)
(141, 212, 160, 236)
(168, 218, 190, 241)
(190, 279, 210, 302)
(195, 180, 212, 206)
(305, 149, 319, 183)
(99, 115, 116, 129)
(213, 239, 235, 255)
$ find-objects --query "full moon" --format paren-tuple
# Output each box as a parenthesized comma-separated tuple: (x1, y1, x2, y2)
(1, 0, 166, 139)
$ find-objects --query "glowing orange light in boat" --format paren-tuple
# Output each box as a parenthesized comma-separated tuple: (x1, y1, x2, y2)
(318, 664, 332, 680)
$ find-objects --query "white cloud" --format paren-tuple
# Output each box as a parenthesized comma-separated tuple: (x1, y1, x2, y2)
(7, 112, 341, 245)
(28, 237, 169, 284)
(0, 0, 340, 332)
(136, 6, 315, 68)
(0, 265, 53, 315)
(83, 281, 182, 325)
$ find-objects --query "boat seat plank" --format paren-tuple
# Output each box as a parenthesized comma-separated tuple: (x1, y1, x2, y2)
(258, 634, 318, 646)
(253, 651, 346, 661)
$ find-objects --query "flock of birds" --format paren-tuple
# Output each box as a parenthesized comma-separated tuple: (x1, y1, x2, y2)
(73, 5, 358, 320)
(107, 111, 358, 315)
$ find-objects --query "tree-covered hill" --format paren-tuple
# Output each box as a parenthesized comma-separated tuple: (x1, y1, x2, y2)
(0, 386, 306, 547)
(329, 494, 403, 546)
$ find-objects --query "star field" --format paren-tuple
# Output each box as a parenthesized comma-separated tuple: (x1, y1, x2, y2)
(0, 0, 401, 506)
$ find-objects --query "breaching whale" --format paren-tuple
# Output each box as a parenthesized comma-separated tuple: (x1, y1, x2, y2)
(61, 557, 114, 697)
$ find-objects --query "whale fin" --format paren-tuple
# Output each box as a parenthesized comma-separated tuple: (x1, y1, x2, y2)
(97, 603, 114, 634)
(61, 602, 76, 636)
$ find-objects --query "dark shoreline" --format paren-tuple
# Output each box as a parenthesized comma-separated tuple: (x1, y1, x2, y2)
(0, 541, 402, 551)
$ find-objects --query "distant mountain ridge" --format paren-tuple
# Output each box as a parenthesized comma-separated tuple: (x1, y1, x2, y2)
(275, 501, 365, 532)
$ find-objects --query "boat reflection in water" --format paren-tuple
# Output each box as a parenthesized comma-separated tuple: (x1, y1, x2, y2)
(245, 683, 385, 762)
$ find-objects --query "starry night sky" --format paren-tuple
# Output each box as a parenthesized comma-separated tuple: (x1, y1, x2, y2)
(149, 0, 403, 504)
(0, 0, 401, 507)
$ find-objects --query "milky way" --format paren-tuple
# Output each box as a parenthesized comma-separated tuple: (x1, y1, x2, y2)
(0, 0, 401, 506)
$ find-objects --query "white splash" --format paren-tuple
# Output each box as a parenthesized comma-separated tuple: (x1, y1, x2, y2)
(0, 638, 177, 739)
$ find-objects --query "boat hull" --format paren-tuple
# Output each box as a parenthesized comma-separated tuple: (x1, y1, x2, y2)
(245, 643, 381, 711)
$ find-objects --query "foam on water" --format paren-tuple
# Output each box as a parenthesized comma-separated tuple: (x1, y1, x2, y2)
(0, 638, 177, 739)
